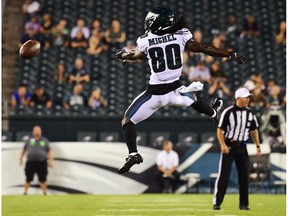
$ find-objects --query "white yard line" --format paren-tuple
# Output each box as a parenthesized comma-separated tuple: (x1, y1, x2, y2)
(104, 203, 210, 206)
(99, 208, 214, 211)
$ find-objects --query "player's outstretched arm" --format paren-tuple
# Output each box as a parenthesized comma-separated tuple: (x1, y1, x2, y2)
(186, 40, 246, 65)
(116, 49, 145, 61)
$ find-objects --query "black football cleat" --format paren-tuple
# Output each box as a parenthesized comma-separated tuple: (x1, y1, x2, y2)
(118, 153, 143, 174)
(211, 97, 223, 123)
(239, 206, 250, 210)
(213, 205, 221, 210)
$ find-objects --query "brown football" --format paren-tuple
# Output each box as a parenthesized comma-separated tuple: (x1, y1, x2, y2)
(19, 40, 41, 59)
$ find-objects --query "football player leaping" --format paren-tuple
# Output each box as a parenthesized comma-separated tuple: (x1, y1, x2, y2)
(116, 7, 246, 174)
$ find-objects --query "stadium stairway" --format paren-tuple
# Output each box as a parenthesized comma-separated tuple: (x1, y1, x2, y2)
(2, 0, 24, 130)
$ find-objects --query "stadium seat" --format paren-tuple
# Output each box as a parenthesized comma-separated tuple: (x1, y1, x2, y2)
(2, 131, 12, 141)
(15, 131, 32, 142)
(177, 132, 199, 146)
(180, 173, 201, 193)
(136, 132, 148, 146)
(149, 132, 170, 148)
(200, 132, 217, 143)
(77, 132, 97, 142)
(99, 132, 119, 142)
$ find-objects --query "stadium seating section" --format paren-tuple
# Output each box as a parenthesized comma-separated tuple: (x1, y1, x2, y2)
(14, 0, 286, 118)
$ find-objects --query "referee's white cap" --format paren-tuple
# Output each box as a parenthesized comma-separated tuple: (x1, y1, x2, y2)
(235, 87, 252, 99)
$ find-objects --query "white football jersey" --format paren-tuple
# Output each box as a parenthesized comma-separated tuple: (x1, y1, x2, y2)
(136, 28, 193, 85)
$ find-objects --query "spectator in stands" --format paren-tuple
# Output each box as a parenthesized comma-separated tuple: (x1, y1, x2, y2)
(22, 0, 40, 15)
(51, 19, 70, 47)
(225, 15, 240, 37)
(240, 15, 260, 38)
(25, 15, 41, 34)
(249, 87, 266, 108)
(89, 19, 108, 53)
(40, 13, 53, 34)
(250, 74, 265, 90)
(105, 19, 126, 47)
(91, 19, 106, 41)
(209, 61, 227, 81)
(19, 26, 42, 46)
(208, 64, 231, 104)
(30, 86, 52, 109)
(19, 125, 53, 195)
(52, 18, 70, 36)
(193, 29, 203, 42)
(266, 80, 285, 108)
(275, 21, 286, 44)
(208, 79, 231, 101)
(52, 29, 70, 47)
(69, 57, 90, 84)
(39, 13, 53, 47)
(71, 18, 90, 39)
(87, 30, 106, 56)
(188, 61, 211, 83)
(243, 74, 266, 108)
(156, 140, 180, 193)
(55, 62, 67, 83)
(210, 18, 221, 38)
(11, 84, 31, 107)
(70, 30, 88, 49)
(88, 87, 108, 109)
(64, 84, 87, 110)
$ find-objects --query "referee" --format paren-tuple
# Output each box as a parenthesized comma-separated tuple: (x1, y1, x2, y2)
(213, 87, 261, 210)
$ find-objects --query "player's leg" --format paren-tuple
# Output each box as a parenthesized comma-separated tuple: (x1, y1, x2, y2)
(24, 161, 34, 195)
(118, 92, 162, 174)
(170, 88, 223, 122)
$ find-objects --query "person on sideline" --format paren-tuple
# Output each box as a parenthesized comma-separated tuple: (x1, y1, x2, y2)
(19, 125, 53, 195)
(213, 87, 261, 210)
(156, 140, 180, 193)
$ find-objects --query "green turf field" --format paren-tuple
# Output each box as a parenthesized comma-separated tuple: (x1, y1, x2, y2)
(2, 194, 286, 216)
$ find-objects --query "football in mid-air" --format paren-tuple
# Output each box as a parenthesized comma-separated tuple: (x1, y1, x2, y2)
(19, 39, 41, 59)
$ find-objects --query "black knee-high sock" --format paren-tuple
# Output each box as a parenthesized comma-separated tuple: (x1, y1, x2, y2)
(191, 97, 215, 117)
(123, 121, 138, 154)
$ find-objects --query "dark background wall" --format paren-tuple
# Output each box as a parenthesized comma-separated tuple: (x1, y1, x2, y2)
(8, 116, 217, 142)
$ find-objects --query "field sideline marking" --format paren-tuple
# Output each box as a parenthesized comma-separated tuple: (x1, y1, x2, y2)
(104, 203, 210, 207)
(100, 208, 214, 211)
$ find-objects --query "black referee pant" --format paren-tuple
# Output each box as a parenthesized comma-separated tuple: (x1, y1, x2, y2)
(213, 140, 250, 207)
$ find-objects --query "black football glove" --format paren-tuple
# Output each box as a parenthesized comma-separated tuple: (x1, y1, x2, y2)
(116, 49, 127, 66)
(226, 52, 246, 65)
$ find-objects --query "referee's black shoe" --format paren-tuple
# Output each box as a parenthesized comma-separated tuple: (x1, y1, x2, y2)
(211, 97, 223, 123)
(213, 205, 221, 210)
(118, 153, 143, 174)
(239, 205, 250, 210)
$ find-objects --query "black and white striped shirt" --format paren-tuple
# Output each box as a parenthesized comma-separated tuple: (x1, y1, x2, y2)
(218, 105, 259, 142)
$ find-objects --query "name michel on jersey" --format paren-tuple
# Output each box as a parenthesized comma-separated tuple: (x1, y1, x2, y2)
(148, 34, 177, 46)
